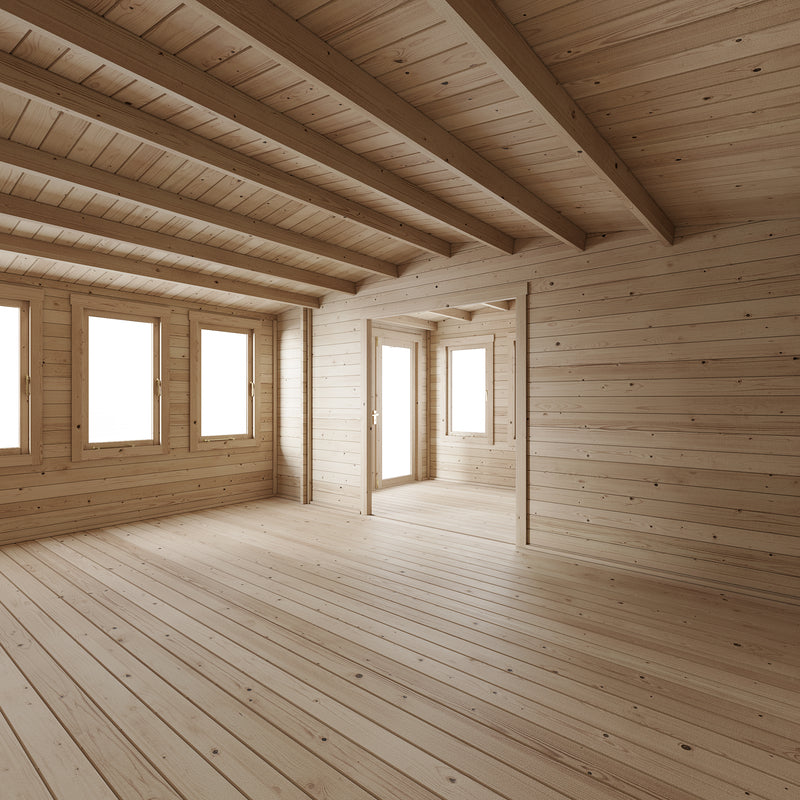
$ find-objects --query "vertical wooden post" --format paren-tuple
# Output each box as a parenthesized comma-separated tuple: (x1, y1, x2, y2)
(301, 307, 313, 504)
(272, 317, 279, 497)
(515, 286, 528, 546)
(361, 318, 373, 516)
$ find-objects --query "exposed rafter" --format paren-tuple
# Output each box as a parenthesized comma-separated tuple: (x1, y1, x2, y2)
(0, 138, 397, 278)
(0, 194, 356, 295)
(186, 0, 587, 250)
(431, 0, 675, 244)
(482, 300, 512, 311)
(2, 0, 515, 256)
(0, 51, 452, 258)
(380, 316, 438, 331)
(0, 232, 319, 307)
(430, 308, 473, 321)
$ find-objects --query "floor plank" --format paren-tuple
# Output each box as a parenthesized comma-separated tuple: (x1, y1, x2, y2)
(0, 497, 797, 800)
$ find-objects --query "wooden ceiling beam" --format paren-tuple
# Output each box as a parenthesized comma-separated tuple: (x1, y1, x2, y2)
(0, 51, 452, 258)
(0, 232, 320, 307)
(430, 308, 472, 321)
(0, 138, 397, 278)
(3, 0, 514, 255)
(0, 194, 356, 295)
(380, 316, 438, 331)
(186, 0, 587, 250)
(482, 300, 512, 311)
(431, 0, 675, 245)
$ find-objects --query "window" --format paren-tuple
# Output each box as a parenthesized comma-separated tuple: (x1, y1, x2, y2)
(0, 286, 42, 465)
(190, 312, 259, 451)
(72, 297, 169, 460)
(446, 336, 494, 444)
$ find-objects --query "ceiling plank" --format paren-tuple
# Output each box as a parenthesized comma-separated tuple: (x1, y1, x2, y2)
(0, 138, 398, 278)
(0, 51, 452, 257)
(0, 232, 319, 307)
(430, 0, 675, 245)
(2, 0, 515, 255)
(0, 194, 356, 294)
(186, 0, 587, 250)
(430, 308, 472, 321)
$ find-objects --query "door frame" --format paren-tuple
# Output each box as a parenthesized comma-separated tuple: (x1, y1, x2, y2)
(361, 281, 528, 546)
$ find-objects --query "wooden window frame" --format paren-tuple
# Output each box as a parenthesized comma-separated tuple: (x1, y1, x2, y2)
(0, 284, 43, 467)
(189, 311, 261, 452)
(71, 296, 170, 461)
(444, 334, 494, 445)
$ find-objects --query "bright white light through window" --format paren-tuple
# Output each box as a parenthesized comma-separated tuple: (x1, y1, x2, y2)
(381, 344, 412, 480)
(0, 305, 21, 449)
(89, 316, 155, 443)
(451, 347, 486, 433)
(201, 328, 250, 437)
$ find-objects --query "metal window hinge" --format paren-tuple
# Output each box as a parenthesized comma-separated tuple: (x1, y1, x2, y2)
(249, 380, 255, 398)
(24, 375, 31, 397)
(155, 377, 162, 397)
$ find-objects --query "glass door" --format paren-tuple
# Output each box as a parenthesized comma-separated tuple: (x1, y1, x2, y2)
(375, 339, 415, 488)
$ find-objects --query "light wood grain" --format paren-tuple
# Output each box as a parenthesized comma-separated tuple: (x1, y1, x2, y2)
(1, 497, 798, 800)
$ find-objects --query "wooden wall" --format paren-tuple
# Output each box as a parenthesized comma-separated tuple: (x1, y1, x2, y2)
(311, 218, 800, 598)
(0, 274, 274, 545)
(277, 308, 303, 500)
(430, 313, 515, 487)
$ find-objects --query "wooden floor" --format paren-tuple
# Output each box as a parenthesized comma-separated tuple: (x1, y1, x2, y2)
(0, 499, 798, 800)
(372, 480, 517, 542)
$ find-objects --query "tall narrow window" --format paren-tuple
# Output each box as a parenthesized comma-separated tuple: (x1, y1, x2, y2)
(190, 313, 259, 451)
(201, 328, 252, 438)
(446, 337, 494, 444)
(72, 296, 169, 460)
(450, 347, 486, 433)
(88, 315, 157, 444)
(0, 287, 41, 465)
(0, 303, 24, 451)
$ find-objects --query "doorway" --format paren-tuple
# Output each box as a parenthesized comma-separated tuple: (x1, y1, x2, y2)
(361, 282, 528, 546)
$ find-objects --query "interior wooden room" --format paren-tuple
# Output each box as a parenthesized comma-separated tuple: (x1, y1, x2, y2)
(0, 1, 798, 799)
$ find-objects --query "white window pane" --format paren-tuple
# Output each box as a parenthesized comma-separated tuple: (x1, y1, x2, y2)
(381, 344, 412, 480)
(451, 348, 486, 433)
(0, 306, 21, 449)
(201, 329, 249, 437)
(89, 316, 154, 443)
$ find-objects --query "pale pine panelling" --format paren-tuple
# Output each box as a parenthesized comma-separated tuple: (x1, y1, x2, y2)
(277, 307, 303, 500)
(430, 314, 515, 487)
(0, 274, 274, 544)
(312, 218, 800, 597)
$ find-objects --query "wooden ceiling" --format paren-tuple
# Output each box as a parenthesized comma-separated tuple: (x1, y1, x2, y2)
(0, 0, 797, 313)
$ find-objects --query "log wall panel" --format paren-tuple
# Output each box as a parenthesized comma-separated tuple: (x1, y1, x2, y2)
(277, 307, 303, 500)
(312, 218, 799, 597)
(0, 273, 274, 544)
